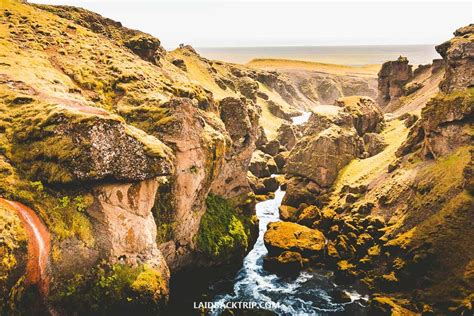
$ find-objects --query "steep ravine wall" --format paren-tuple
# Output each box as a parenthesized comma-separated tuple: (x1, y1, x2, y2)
(261, 24, 474, 315)
(0, 0, 279, 313)
(1, 1, 471, 315)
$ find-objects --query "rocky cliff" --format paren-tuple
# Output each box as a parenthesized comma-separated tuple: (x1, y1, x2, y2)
(377, 56, 413, 106)
(0, 0, 295, 313)
(264, 25, 473, 315)
(1, 1, 472, 315)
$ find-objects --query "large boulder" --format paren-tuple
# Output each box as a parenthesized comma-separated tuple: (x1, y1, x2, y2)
(285, 125, 364, 188)
(264, 221, 326, 258)
(334, 96, 384, 135)
(377, 56, 413, 106)
(249, 174, 279, 195)
(249, 150, 277, 178)
(274, 151, 289, 170)
(436, 24, 474, 93)
(276, 123, 300, 150)
(263, 251, 304, 277)
(261, 139, 281, 156)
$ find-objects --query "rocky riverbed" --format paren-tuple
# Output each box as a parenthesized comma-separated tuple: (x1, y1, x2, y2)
(0, 1, 472, 315)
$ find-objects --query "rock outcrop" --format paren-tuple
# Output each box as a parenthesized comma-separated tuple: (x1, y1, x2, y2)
(334, 96, 384, 135)
(264, 221, 326, 258)
(211, 97, 260, 198)
(377, 56, 413, 106)
(276, 122, 300, 150)
(270, 25, 474, 315)
(88, 179, 170, 274)
(436, 24, 474, 93)
(10, 110, 174, 184)
(283, 97, 384, 207)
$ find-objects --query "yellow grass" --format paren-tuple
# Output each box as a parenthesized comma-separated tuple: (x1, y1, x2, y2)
(247, 58, 380, 77)
(334, 119, 409, 189)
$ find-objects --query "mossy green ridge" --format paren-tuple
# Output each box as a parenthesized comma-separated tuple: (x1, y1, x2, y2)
(196, 194, 252, 262)
(52, 262, 167, 316)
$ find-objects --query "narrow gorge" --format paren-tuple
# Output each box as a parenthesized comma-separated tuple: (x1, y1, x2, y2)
(0, 1, 472, 315)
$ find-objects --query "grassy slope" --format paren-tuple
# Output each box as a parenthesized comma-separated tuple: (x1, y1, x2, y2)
(167, 49, 303, 139)
(322, 75, 473, 311)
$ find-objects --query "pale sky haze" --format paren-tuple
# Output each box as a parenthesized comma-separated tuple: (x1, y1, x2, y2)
(30, 0, 473, 49)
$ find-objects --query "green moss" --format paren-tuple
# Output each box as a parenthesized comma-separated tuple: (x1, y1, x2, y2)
(53, 262, 167, 315)
(130, 265, 167, 303)
(0, 203, 28, 314)
(196, 194, 251, 262)
(421, 88, 474, 128)
(0, 155, 94, 247)
(151, 178, 176, 244)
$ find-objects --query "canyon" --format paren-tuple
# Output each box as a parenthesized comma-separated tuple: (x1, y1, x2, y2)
(0, 1, 472, 315)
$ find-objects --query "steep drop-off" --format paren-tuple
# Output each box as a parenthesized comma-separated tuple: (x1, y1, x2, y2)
(0, 0, 296, 313)
(1, 0, 472, 315)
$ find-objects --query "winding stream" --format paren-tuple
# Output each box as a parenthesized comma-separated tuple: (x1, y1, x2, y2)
(209, 112, 367, 315)
(210, 188, 367, 315)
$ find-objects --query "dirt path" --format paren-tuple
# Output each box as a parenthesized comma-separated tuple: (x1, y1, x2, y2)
(0, 199, 51, 297)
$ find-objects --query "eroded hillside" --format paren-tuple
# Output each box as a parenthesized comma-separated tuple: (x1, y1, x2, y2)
(0, 0, 472, 315)
(261, 25, 473, 315)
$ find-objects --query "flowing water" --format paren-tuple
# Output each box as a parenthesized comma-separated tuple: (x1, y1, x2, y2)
(210, 188, 367, 315)
(292, 112, 312, 125)
(208, 112, 368, 315)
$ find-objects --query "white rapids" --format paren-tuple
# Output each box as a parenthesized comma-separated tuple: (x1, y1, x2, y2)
(210, 111, 367, 315)
(210, 187, 367, 315)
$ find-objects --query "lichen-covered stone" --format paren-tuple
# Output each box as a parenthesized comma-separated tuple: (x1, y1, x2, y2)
(377, 56, 413, 105)
(436, 24, 474, 93)
(263, 251, 304, 277)
(10, 110, 174, 184)
(264, 221, 326, 258)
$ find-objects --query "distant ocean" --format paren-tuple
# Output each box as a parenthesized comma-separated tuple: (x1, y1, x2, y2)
(196, 45, 439, 66)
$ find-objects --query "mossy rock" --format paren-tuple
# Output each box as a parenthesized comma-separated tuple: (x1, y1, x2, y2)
(52, 262, 167, 315)
(264, 221, 326, 258)
(0, 203, 28, 315)
(196, 194, 252, 263)
(262, 251, 304, 277)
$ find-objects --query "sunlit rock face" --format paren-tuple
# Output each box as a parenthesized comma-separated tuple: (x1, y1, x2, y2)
(436, 24, 474, 93)
(377, 56, 413, 105)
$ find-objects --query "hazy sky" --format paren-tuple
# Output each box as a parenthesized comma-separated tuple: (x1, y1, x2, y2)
(30, 0, 473, 49)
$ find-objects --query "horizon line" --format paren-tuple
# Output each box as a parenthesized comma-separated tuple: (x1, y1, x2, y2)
(192, 43, 438, 49)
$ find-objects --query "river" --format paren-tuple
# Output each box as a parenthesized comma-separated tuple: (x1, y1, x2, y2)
(209, 186, 367, 316)
(208, 112, 368, 315)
